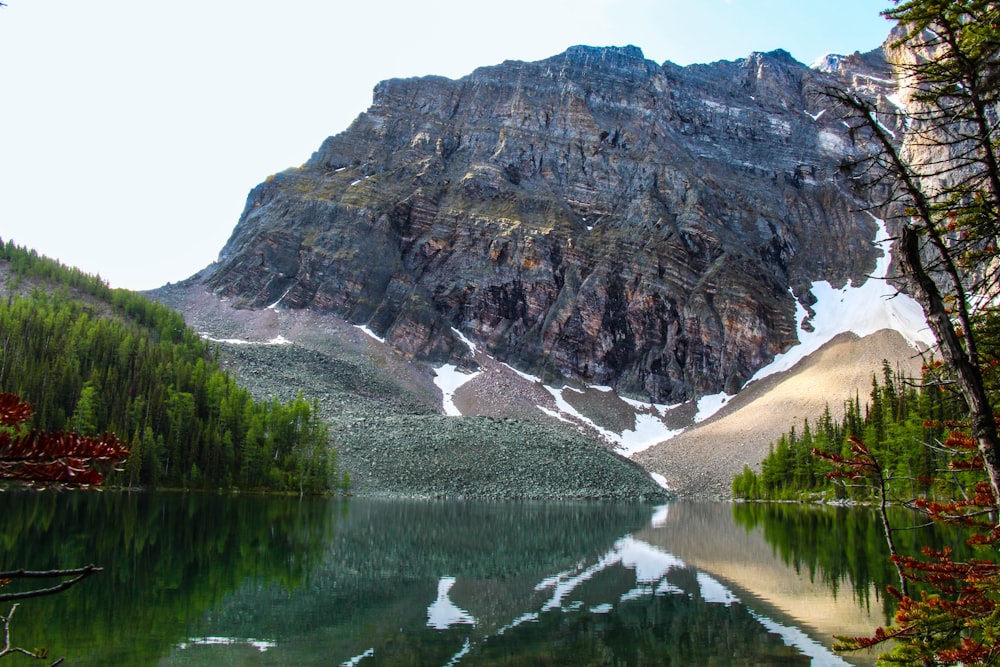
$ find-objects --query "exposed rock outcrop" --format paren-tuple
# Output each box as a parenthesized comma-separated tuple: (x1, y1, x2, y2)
(201, 44, 904, 404)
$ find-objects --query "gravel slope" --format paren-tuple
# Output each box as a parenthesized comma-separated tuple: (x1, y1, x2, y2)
(153, 280, 926, 501)
(634, 329, 927, 499)
(152, 280, 668, 501)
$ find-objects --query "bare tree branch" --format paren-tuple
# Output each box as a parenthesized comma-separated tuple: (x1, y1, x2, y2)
(0, 566, 103, 603)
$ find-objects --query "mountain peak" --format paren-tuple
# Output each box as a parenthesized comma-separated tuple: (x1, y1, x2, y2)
(203, 44, 900, 405)
(751, 48, 797, 63)
(811, 53, 846, 73)
(563, 44, 646, 61)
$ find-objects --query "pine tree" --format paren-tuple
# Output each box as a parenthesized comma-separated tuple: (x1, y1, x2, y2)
(821, 3, 1000, 659)
(829, 0, 1000, 507)
(0, 238, 344, 493)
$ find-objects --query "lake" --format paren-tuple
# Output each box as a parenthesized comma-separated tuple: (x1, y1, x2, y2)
(0, 492, 964, 666)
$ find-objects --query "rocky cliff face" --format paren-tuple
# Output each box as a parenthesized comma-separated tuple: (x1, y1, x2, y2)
(202, 44, 901, 403)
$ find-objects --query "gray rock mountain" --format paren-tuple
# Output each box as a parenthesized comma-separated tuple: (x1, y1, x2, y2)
(200, 44, 903, 405)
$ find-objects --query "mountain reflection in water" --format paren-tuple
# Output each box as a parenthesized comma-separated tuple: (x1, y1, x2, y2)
(0, 492, 913, 666)
(163, 499, 885, 666)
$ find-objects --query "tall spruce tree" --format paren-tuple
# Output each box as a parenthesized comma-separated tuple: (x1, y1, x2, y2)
(820, 2, 1000, 662)
(830, 0, 1000, 513)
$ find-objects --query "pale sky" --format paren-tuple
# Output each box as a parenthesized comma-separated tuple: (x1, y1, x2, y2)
(0, 1, 892, 290)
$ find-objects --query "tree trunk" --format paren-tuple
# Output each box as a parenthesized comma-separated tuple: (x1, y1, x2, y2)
(899, 226, 1000, 509)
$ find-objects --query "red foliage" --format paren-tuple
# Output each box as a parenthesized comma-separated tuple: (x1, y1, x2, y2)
(812, 437, 883, 483)
(825, 425, 1000, 665)
(0, 393, 33, 428)
(0, 392, 129, 486)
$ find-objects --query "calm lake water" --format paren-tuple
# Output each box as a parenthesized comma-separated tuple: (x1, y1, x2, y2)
(0, 492, 966, 666)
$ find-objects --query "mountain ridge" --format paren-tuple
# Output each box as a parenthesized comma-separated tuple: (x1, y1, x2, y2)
(157, 36, 931, 498)
(200, 42, 904, 406)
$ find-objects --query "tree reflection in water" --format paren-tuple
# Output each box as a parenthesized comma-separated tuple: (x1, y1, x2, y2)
(0, 493, 935, 666)
(732, 502, 971, 619)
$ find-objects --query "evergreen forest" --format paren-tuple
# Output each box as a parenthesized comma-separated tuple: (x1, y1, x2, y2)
(0, 239, 342, 494)
(732, 360, 976, 503)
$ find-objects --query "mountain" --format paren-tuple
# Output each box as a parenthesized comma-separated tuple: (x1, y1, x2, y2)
(159, 38, 930, 498)
(200, 44, 905, 402)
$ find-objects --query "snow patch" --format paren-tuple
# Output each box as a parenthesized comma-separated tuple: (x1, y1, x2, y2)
(541, 550, 623, 611)
(482, 535, 850, 666)
(886, 93, 912, 130)
(267, 285, 294, 310)
(620, 413, 683, 457)
(856, 72, 894, 85)
(502, 362, 543, 384)
(496, 612, 539, 636)
(886, 93, 906, 112)
(537, 406, 575, 424)
(749, 610, 853, 667)
(200, 333, 291, 346)
(340, 648, 374, 666)
(451, 327, 478, 354)
(539, 537, 683, 613)
(694, 392, 732, 423)
(427, 577, 477, 630)
(650, 504, 670, 527)
(697, 572, 740, 606)
(620, 586, 656, 602)
(434, 364, 483, 416)
(355, 325, 386, 344)
(699, 570, 852, 665)
(542, 385, 615, 438)
(540, 385, 681, 456)
(875, 114, 896, 139)
(656, 580, 685, 595)
(748, 215, 932, 385)
(499, 363, 680, 456)
(617, 536, 685, 583)
(811, 53, 843, 73)
(620, 395, 677, 413)
(535, 567, 580, 592)
(444, 639, 472, 667)
(177, 636, 276, 652)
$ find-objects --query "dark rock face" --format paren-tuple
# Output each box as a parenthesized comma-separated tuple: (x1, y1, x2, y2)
(204, 44, 897, 403)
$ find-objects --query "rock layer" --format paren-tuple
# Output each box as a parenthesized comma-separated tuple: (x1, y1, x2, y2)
(204, 44, 900, 403)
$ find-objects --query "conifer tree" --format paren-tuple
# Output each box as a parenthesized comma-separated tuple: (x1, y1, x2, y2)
(0, 238, 342, 493)
(830, 0, 1000, 506)
(816, 2, 1000, 661)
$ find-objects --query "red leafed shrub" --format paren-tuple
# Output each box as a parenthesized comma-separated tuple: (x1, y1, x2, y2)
(821, 426, 1000, 665)
(0, 392, 129, 661)
(0, 392, 129, 486)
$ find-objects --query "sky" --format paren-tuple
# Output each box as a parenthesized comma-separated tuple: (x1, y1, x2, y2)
(0, 1, 893, 290)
